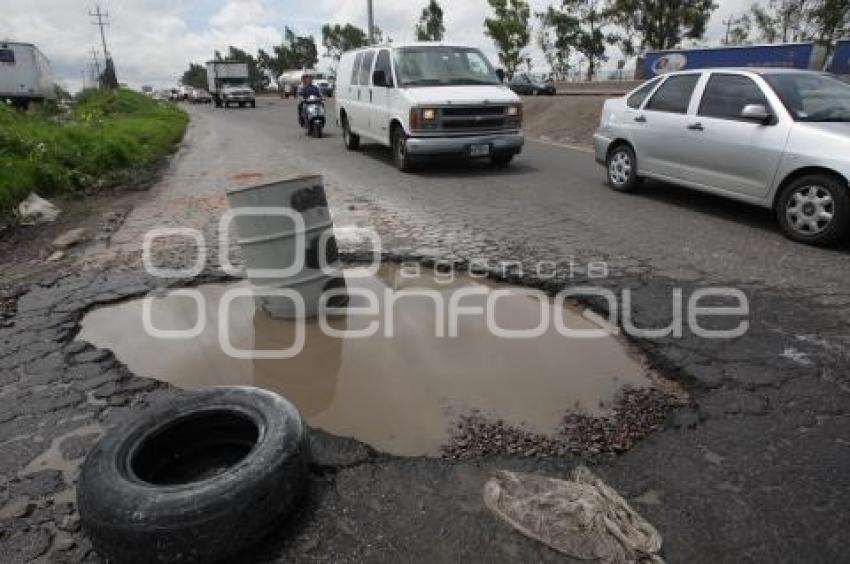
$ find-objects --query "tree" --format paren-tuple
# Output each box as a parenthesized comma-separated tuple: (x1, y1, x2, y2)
(484, 0, 531, 74)
(181, 63, 209, 90)
(541, 0, 615, 81)
(750, 0, 811, 43)
(537, 16, 571, 78)
(808, 0, 850, 42)
(722, 14, 753, 45)
(322, 24, 369, 61)
(416, 0, 446, 41)
(608, 0, 717, 56)
(257, 28, 319, 78)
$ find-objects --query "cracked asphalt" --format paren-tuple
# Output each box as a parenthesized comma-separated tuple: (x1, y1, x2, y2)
(1, 97, 849, 563)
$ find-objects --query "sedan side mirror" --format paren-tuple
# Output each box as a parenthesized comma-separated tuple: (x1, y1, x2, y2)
(741, 104, 773, 124)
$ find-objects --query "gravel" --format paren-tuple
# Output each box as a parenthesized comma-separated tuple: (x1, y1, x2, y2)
(442, 387, 685, 461)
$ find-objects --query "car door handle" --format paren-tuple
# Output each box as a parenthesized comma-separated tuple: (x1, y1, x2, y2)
(634, 115, 647, 123)
(687, 122, 705, 131)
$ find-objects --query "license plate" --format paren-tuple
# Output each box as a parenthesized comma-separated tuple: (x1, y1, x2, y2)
(470, 144, 491, 157)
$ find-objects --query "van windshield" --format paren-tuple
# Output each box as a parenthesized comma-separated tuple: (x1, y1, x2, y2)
(393, 47, 500, 88)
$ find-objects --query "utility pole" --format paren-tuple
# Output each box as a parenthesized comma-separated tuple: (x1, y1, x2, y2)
(90, 47, 101, 83)
(722, 15, 735, 45)
(367, 0, 375, 44)
(89, 4, 111, 61)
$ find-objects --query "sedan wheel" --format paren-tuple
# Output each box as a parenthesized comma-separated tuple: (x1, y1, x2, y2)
(606, 145, 639, 192)
(777, 175, 849, 245)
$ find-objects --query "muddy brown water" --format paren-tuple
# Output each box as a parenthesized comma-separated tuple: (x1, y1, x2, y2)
(78, 265, 656, 456)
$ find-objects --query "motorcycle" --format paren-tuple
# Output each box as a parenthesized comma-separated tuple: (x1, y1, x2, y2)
(300, 95, 326, 138)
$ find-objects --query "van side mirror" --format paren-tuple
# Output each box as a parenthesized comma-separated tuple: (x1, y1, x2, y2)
(372, 70, 389, 88)
(496, 68, 506, 83)
(741, 104, 773, 124)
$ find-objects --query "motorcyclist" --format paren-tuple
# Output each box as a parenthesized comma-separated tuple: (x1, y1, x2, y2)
(298, 74, 322, 126)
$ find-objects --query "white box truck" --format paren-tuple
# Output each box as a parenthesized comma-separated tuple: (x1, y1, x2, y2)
(206, 61, 255, 108)
(0, 41, 55, 108)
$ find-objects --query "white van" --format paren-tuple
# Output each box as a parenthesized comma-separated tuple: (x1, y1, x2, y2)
(335, 43, 524, 171)
(0, 42, 55, 108)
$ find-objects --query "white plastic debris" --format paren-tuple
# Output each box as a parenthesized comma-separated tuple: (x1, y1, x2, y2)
(483, 466, 664, 564)
(17, 193, 61, 225)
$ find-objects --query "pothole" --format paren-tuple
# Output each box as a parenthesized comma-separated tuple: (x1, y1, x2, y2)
(77, 264, 666, 457)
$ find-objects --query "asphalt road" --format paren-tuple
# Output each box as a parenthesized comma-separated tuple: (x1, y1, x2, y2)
(2, 97, 849, 563)
(206, 97, 850, 295)
(177, 98, 850, 562)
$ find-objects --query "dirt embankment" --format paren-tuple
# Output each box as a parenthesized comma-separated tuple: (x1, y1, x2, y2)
(522, 95, 611, 147)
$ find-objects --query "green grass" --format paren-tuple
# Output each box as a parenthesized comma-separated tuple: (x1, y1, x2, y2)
(0, 89, 188, 213)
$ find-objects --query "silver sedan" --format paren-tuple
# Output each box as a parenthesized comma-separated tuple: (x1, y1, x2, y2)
(594, 69, 850, 245)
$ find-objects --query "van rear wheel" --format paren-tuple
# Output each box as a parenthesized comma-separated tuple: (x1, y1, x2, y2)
(342, 116, 360, 151)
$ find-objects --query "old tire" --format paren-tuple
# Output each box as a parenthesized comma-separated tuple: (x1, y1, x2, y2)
(776, 173, 850, 246)
(606, 144, 640, 192)
(392, 126, 416, 173)
(342, 115, 360, 151)
(78, 387, 310, 564)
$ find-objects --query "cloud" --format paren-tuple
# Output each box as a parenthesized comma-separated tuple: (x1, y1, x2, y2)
(2, 0, 747, 92)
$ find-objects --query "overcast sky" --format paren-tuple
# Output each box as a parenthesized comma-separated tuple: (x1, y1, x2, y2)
(2, 0, 753, 92)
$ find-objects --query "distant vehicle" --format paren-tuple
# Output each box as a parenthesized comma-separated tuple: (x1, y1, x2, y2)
(594, 68, 850, 245)
(0, 41, 55, 108)
(206, 61, 256, 108)
(299, 95, 326, 137)
(189, 88, 213, 104)
(336, 42, 524, 172)
(508, 73, 556, 96)
(278, 69, 335, 98)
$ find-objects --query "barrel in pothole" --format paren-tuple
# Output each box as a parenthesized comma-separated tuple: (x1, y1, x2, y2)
(226, 174, 346, 320)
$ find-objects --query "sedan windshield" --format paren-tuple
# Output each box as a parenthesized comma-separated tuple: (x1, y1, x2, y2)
(762, 73, 850, 122)
(393, 47, 500, 88)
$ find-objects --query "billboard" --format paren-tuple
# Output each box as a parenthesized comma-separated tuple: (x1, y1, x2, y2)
(643, 43, 815, 78)
(828, 40, 850, 75)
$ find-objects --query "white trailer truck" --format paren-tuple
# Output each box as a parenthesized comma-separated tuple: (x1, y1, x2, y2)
(0, 41, 55, 108)
(206, 61, 255, 108)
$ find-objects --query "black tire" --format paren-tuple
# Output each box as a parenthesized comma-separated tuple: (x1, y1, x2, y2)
(392, 126, 416, 173)
(250, 101, 256, 108)
(314, 125, 324, 139)
(491, 153, 515, 167)
(238, 102, 246, 108)
(342, 115, 360, 151)
(606, 144, 640, 192)
(776, 173, 850, 246)
(78, 387, 310, 564)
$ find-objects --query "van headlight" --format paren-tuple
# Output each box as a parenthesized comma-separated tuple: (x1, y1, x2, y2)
(422, 108, 437, 121)
(507, 105, 521, 117)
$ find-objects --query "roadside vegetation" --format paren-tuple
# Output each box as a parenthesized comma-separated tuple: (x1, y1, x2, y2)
(0, 89, 187, 214)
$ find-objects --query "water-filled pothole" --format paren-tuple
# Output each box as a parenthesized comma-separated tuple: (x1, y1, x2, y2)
(78, 265, 659, 456)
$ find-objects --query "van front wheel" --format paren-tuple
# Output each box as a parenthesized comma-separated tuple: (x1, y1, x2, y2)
(392, 126, 416, 173)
